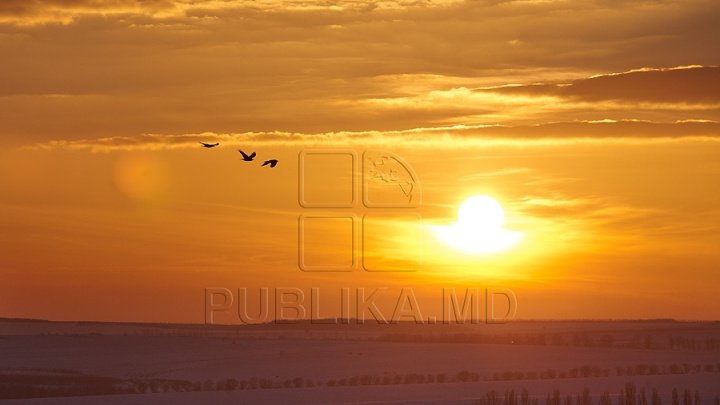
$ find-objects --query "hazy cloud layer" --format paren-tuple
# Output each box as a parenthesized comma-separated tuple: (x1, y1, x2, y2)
(28, 121, 720, 152)
(1, 0, 719, 143)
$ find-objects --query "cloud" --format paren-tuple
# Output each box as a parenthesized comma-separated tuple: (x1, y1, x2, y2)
(351, 66, 720, 127)
(0, 0, 181, 25)
(26, 120, 720, 152)
(484, 65, 720, 104)
(0, 0, 463, 25)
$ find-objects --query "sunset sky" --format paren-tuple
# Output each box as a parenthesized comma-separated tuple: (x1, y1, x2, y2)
(0, 0, 718, 323)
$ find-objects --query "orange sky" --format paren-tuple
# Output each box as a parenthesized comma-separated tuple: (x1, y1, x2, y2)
(0, 0, 718, 323)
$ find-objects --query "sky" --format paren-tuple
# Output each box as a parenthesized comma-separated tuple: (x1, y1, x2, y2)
(0, 0, 718, 323)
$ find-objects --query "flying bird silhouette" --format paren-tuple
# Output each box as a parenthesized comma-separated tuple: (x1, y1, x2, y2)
(200, 142, 219, 148)
(262, 159, 278, 168)
(238, 150, 257, 161)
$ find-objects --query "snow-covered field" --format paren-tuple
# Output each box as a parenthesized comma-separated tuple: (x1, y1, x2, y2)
(1, 319, 718, 403)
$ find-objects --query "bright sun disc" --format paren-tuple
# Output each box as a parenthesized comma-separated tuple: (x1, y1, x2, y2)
(458, 196, 505, 230)
(432, 195, 523, 254)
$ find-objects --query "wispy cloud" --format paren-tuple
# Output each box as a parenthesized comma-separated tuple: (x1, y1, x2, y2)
(484, 65, 720, 104)
(23, 120, 720, 155)
(0, 0, 464, 26)
(26, 120, 720, 152)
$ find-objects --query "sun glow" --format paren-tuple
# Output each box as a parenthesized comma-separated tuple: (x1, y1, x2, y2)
(431, 196, 523, 254)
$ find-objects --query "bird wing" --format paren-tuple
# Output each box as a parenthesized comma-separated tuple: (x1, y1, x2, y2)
(200, 142, 209, 146)
(262, 160, 270, 166)
(250, 152, 257, 159)
(239, 149, 249, 159)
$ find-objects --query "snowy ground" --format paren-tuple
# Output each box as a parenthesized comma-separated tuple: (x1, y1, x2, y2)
(1, 319, 718, 403)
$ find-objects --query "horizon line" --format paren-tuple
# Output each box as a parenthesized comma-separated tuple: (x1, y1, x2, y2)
(2, 317, 719, 328)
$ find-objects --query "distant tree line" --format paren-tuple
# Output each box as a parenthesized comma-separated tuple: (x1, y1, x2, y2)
(377, 333, 720, 352)
(2, 365, 719, 401)
(472, 384, 716, 405)
(39, 330, 720, 352)
(489, 362, 720, 382)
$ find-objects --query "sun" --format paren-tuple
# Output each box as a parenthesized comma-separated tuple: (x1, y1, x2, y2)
(431, 195, 523, 254)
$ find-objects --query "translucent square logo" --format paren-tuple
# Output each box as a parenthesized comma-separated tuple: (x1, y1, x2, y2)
(298, 150, 422, 272)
